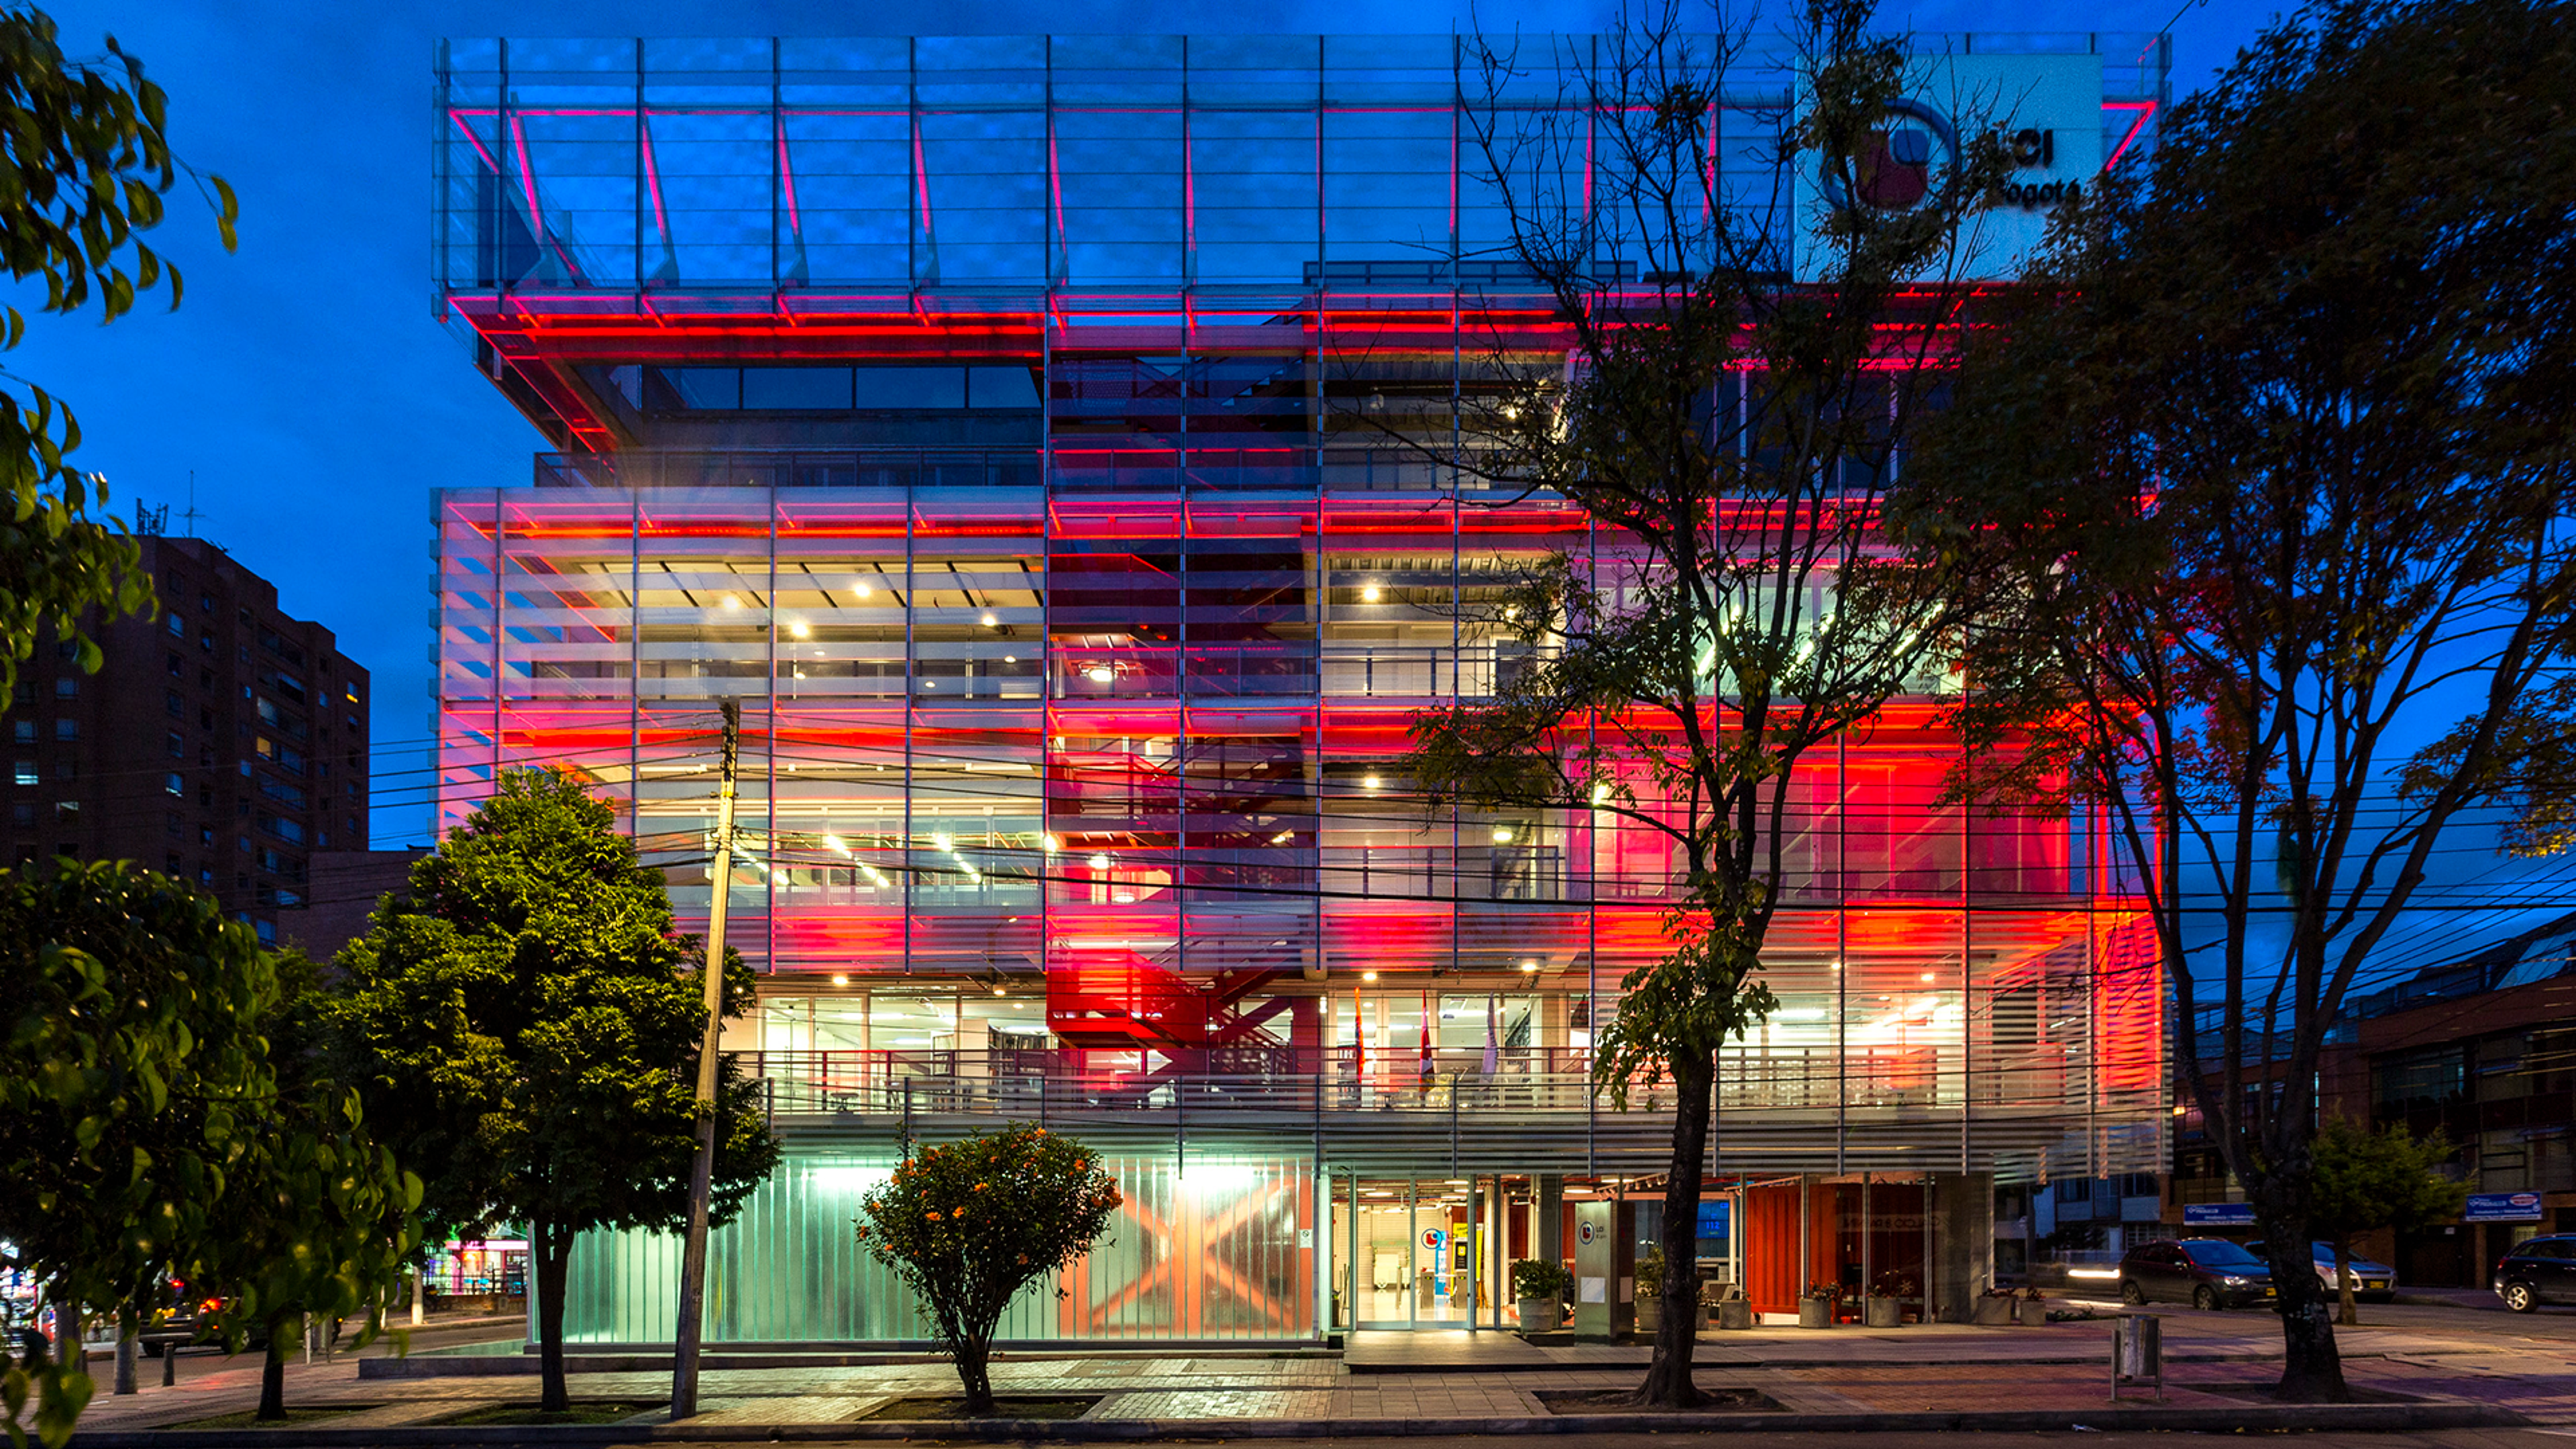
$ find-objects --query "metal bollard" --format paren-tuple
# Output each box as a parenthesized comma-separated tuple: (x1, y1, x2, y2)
(2110, 1311, 2163, 1402)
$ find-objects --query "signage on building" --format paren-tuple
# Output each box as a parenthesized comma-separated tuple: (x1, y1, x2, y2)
(2465, 1191, 2544, 1224)
(1794, 54, 2106, 282)
(2182, 1202, 2256, 1226)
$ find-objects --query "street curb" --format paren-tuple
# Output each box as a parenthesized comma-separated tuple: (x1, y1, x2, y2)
(70, 1401, 2532, 1445)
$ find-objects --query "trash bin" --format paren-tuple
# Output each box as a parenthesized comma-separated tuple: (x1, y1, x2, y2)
(2110, 1311, 2163, 1402)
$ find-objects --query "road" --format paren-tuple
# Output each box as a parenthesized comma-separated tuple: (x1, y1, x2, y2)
(97, 1313, 523, 1390)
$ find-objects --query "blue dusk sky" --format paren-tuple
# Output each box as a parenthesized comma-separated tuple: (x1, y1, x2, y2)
(42, 0, 2553, 993)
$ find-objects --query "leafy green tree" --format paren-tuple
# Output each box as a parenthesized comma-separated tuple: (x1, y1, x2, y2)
(1408, 0, 2008, 1405)
(856, 1126, 1121, 1417)
(0, 7, 237, 691)
(0, 864, 276, 1448)
(189, 953, 421, 1421)
(2308, 1121, 2463, 1327)
(1898, 0, 2576, 1402)
(331, 767, 780, 1413)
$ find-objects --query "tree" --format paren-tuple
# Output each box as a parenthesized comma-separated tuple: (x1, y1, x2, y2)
(2308, 1121, 2463, 1327)
(0, 864, 276, 1449)
(191, 953, 421, 1421)
(856, 1126, 1120, 1417)
(1403, 1, 2008, 1405)
(0, 7, 237, 692)
(1898, 0, 2576, 1402)
(330, 767, 780, 1413)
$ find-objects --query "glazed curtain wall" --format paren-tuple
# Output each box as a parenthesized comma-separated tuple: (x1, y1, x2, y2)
(552, 1148, 1315, 1344)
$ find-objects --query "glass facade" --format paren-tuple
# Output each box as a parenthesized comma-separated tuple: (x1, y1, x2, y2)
(435, 31, 2171, 1341)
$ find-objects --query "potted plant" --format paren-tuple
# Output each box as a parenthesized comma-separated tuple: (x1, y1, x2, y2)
(1511, 1259, 1572, 1334)
(1799, 1282, 1837, 1329)
(1713, 1281, 1754, 1331)
(1972, 1286, 2018, 1325)
(1866, 1271, 1915, 1328)
(1635, 1248, 1664, 1334)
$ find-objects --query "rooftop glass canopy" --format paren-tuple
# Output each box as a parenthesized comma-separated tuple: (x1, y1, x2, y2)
(434, 32, 2169, 306)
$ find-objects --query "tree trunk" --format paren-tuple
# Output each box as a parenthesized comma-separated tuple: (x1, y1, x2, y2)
(257, 1326, 289, 1421)
(1633, 1049, 1710, 1409)
(2261, 1238, 2346, 1401)
(954, 1328, 996, 1417)
(113, 1312, 138, 1396)
(535, 1218, 572, 1413)
(2333, 1235, 2359, 1327)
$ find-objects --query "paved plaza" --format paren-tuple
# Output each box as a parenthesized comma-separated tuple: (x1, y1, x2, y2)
(43, 1295, 2576, 1440)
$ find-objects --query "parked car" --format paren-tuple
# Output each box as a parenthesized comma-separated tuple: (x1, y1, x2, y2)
(2118, 1238, 2277, 1309)
(2303, 1242, 2398, 1302)
(2493, 1235, 2576, 1313)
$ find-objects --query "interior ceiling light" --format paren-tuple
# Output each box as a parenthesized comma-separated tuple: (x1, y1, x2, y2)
(1363, 773, 1383, 791)
(980, 611, 999, 627)
(1492, 826, 1515, 843)
(1087, 664, 1115, 684)
(789, 619, 810, 638)
(1362, 970, 1379, 981)
(720, 594, 741, 610)
(1361, 584, 1383, 603)
(855, 582, 873, 596)
(1089, 853, 1112, 871)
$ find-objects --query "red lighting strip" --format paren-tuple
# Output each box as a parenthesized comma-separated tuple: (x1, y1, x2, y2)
(507, 112, 545, 235)
(2102, 101, 2157, 171)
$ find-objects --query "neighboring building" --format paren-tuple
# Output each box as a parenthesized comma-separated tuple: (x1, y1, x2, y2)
(2157, 915, 2576, 1288)
(430, 32, 2169, 1342)
(280, 846, 431, 965)
(0, 534, 370, 945)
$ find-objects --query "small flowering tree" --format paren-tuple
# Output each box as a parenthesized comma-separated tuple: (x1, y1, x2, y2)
(857, 1126, 1120, 1416)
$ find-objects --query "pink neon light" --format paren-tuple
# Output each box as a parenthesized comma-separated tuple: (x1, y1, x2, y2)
(1446, 107, 1457, 239)
(445, 109, 503, 176)
(508, 113, 544, 235)
(1703, 103, 1719, 223)
(1048, 123, 1067, 260)
(639, 113, 670, 243)
(775, 114, 802, 234)
(912, 116, 933, 235)
(2102, 101, 2157, 172)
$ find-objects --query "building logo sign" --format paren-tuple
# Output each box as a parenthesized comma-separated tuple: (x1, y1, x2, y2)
(1576, 1220, 1598, 1246)
(2182, 1202, 2257, 1227)
(2465, 1191, 2544, 1224)
(1826, 99, 1957, 214)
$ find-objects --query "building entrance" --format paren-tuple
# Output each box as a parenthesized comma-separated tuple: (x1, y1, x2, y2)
(1336, 1177, 1493, 1329)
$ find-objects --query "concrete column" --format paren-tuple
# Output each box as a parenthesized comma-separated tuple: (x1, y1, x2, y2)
(1928, 1171, 1994, 1322)
(1537, 1175, 1564, 1264)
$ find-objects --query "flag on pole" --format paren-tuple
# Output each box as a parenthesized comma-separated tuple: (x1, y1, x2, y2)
(1417, 991, 1435, 1077)
(1354, 994, 1366, 1088)
(1482, 994, 1499, 1075)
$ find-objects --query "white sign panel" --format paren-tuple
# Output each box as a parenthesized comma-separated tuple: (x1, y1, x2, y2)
(1794, 53, 2106, 282)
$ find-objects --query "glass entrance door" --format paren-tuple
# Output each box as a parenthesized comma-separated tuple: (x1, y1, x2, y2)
(1341, 1176, 1485, 1328)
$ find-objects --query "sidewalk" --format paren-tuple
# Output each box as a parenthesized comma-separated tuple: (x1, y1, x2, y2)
(50, 1311, 2576, 1442)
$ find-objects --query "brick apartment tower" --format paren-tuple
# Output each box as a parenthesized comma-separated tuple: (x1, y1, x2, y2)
(0, 533, 370, 947)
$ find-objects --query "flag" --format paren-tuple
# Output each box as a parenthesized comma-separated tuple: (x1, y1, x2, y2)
(1417, 991, 1435, 1077)
(1482, 993, 1499, 1075)
(1353, 994, 1365, 1087)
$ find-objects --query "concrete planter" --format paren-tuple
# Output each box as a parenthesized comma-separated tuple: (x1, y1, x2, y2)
(1798, 1299, 1833, 1328)
(1864, 1296, 1904, 1328)
(1517, 1299, 1560, 1334)
(1717, 1299, 1754, 1330)
(1971, 1295, 2018, 1326)
(1635, 1295, 1660, 1335)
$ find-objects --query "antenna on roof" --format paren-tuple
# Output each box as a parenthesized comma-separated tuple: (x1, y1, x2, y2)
(180, 470, 202, 539)
(133, 499, 168, 536)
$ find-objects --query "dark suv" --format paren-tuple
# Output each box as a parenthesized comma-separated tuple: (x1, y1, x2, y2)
(2493, 1236, 2576, 1312)
(2117, 1238, 2276, 1309)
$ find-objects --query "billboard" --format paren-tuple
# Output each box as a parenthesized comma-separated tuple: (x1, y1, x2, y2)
(1794, 52, 2106, 282)
(2182, 1202, 2257, 1227)
(2464, 1191, 2545, 1224)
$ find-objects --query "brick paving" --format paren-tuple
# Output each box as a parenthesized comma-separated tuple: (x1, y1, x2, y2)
(48, 1307, 2576, 1436)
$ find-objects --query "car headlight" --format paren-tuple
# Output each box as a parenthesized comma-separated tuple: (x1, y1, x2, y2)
(2222, 1275, 2247, 1285)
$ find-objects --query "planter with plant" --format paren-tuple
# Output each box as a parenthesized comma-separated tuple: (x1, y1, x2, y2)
(1511, 1260, 1572, 1334)
(1799, 1283, 1837, 1330)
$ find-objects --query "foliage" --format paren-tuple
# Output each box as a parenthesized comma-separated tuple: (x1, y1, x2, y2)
(2309, 1122, 2464, 1325)
(1404, 0, 2010, 1407)
(329, 767, 780, 1412)
(0, 864, 276, 1449)
(856, 1126, 1120, 1417)
(0, 7, 237, 695)
(1511, 1258, 1574, 1301)
(189, 953, 421, 1421)
(1896, 0, 2576, 1403)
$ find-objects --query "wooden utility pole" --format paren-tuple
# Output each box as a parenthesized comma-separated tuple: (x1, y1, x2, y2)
(669, 699, 740, 1421)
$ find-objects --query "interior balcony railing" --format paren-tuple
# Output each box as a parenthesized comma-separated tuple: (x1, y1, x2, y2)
(734, 1042, 2153, 1177)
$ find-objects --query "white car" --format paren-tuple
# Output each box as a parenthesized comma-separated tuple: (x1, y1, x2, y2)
(2305, 1241, 2398, 1301)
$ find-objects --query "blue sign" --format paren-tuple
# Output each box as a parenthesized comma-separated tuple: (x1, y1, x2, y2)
(2183, 1203, 2257, 1226)
(2465, 1191, 2544, 1224)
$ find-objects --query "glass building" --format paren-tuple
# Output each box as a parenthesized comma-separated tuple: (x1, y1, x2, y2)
(432, 32, 2171, 1341)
